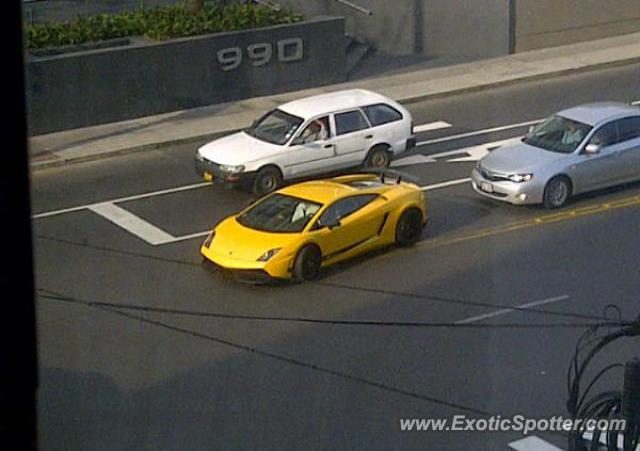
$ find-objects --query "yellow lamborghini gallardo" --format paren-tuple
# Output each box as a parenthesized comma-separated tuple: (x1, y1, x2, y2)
(201, 173, 428, 281)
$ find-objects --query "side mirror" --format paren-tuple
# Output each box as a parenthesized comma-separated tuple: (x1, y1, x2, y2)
(325, 219, 341, 230)
(584, 143, 600, 154)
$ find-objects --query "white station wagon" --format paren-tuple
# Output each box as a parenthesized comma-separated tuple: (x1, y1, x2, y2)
(195, 89, 416, 195)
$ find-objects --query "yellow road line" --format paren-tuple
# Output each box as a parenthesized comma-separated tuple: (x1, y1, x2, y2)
(413, 194, 640, 253)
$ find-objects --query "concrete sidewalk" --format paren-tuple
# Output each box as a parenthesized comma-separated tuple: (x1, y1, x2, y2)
(29, 31, 640, 170)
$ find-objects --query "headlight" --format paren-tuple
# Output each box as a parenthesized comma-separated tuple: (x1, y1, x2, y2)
(257, 248, 281, 262)
(507, 173, 533, 183)
(219, 164, 245, 174)
(203, 230, 215, 248)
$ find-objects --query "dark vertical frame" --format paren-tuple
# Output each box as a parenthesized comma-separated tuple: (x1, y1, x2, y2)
(508, 0, 517, 54)
(0, 1, 38, 449)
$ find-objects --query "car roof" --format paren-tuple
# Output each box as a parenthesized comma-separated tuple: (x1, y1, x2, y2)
(277, 174, 401, 204)
(278, 89, 394, 119)
(557, 102, 640, 126)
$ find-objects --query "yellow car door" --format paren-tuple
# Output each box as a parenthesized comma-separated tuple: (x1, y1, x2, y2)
(311, 194, 385, 260)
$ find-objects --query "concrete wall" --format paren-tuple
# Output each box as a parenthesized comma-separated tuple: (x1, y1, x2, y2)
(277, 0, 512, 59)
(420, 0, 511, 59)
(515, 0, 640, 51)
(26, 17, 346, 134)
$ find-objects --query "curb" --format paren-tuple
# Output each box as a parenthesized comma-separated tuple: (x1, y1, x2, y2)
(30, 130, 235, 171)
(396, 54, 640, 105)
(30, 54, 640, 171)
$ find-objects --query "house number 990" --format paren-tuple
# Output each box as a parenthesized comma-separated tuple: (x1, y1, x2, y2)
(216, 38, 303, 71)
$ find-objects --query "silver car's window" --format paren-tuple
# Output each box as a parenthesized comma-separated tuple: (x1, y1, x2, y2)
(588, 122, 618, 147)
(523, 115, 592, 153)
(246, 109, 304, 145)
(617, 117, 640, 142)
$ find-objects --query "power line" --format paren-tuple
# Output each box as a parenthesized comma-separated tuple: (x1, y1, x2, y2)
(87, 299, 495, 417)
(39, 290, 629, 330)
(313, 281, 611, 322)
(36, 234, 612, 323)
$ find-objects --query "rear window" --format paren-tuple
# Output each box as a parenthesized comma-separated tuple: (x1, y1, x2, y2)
(362, 103, 403, 126)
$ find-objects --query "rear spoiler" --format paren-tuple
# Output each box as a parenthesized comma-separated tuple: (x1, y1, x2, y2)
(353, 167, 421, 185)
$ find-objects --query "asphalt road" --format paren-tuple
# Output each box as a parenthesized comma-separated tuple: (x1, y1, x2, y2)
(32, 62, 640, 451)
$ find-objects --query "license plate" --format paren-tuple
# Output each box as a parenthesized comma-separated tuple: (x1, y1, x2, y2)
(204, 172, 214, 182)
(481, 182, 493, 193)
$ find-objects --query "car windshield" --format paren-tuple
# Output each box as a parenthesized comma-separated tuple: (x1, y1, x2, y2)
(245, 109, 304, 145)
(237, 193, 322, 233)
(523, 115, 592, 153)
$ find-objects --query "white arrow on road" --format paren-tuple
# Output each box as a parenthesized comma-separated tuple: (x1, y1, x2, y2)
(509, 436, 564, 450)
(391, 137, 520, 168)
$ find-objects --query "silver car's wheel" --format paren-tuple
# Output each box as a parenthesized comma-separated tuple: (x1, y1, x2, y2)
(543, 176, 571, 209)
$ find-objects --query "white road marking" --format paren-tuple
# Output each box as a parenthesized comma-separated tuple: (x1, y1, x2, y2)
(446, 137, 520, 162)
(392, 137, 519, 168)
(33, 181, 211, 219)
(455, 295, 570, 324)
(391, 154, 435, 166)
(420, 178, 470, 191)
(632, 100, 640, 105)
(413, 121, 452, 133)
(168, 231, 211, 243)
(416, 119, 540, 147)
(509, 436, 564, 451)
(88, 202, 175, 245)
(390, 154, 437, 166)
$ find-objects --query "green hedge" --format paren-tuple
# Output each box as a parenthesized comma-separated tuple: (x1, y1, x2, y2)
(26, 2, 303, 50)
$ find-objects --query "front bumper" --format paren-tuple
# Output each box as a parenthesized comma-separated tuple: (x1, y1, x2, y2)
(201, 258, 275, 283)
(194, 158, 256, 186)
(200, 244, 292, 280)
(471, 168, 543, 205)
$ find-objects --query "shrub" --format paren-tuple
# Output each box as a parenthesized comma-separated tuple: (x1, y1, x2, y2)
(26, 2, 303, 50)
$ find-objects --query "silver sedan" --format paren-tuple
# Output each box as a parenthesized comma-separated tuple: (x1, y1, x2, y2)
(471, 102, 640, 208)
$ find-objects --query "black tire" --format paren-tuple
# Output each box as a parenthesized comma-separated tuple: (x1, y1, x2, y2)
(543, 176, 571, 209)
(292, 244, 321, 281)
(364, 146, 391, 169)
(395, 208, 423, 246)
(252, 166, 282, 197)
